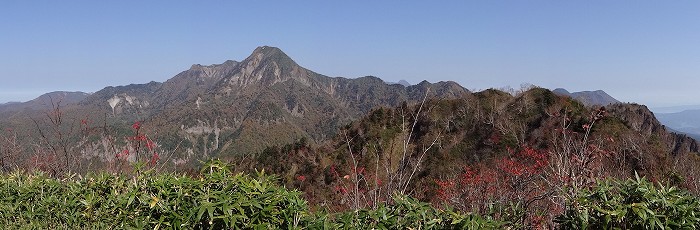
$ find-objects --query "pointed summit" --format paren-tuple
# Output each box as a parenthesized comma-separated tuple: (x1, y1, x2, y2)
(217, 46, 313, 91)
(251, 46, 284, 56)
(246, 46, 298, 69)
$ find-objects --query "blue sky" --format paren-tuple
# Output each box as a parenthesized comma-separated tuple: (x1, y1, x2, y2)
(1, 1, 699, 107)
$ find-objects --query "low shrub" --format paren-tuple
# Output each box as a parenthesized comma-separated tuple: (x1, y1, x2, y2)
(329, 195, 505, 229)
(0, 160, 309, 229)
(0, 160, 502, 229)
(556, 174, 700, 229)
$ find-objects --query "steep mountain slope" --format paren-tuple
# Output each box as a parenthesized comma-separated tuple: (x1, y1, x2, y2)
(553, 88, 619, 106)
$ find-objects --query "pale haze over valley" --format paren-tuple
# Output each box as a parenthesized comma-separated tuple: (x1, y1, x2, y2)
(1, 1, 699, 108)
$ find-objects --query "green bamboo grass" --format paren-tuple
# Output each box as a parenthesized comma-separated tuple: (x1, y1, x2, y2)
(0, 160, 501, 229)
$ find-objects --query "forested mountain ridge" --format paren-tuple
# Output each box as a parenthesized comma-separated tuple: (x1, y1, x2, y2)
(238, 87, 700, 222)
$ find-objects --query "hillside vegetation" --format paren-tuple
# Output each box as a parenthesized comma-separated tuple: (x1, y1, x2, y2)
(0, 160, 504, 229)
(231, 87, 700, 227)
(2, 160, 699, 229)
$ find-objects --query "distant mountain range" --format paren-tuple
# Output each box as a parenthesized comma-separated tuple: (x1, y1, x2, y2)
(656, 109, 700, 139)
(386, 80, 411, 87)
(652, 105, 700, 114)
(552, 88, 620, 106)
(0, 91, 89, 113)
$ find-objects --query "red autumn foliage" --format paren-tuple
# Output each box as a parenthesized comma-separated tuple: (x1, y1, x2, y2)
(132, 121, 141, 130)
(434, 145, 551, 227)
(115, 149, 129, 159)
(149, 152, 159, 166)
(146, 139, 155, 151)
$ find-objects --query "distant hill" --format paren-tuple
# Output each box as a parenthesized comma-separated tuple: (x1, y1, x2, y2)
(386, 80, 411, 87)
(656, 109, 700, 138)
(0, 102, 21, 107)
(552, 88, 619, 106)
(0, 91, 89, 113)
(652, 105, 700, 114)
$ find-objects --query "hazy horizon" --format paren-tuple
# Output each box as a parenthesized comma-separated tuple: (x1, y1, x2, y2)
(2, 1, 699, 108)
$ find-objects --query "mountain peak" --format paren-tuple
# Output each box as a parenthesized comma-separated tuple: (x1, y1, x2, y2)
(216, 46, 309, 91)
(249, 46, 293, 62)
(244, 46, 297, 67)
(552, 88, 571, 96)
(252, 45, 283, 54)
